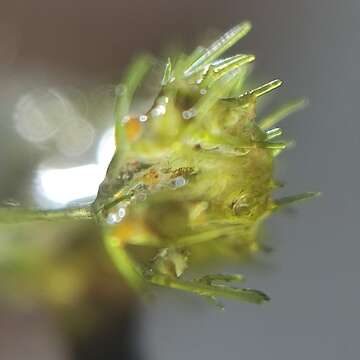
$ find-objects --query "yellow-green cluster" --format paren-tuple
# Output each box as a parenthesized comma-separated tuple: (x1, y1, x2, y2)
(90, 22, 319, 306)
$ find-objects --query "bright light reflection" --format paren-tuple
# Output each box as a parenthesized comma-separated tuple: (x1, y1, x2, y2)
(37, 127, 116, 206)
(97, 127, 115, 165)
(38, 164, 106, 205)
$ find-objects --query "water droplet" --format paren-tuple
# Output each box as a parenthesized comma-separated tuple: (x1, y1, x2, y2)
(171, 176, 187, 188)
(106, 212, 120, 225)
(122, 115, 131, 123)
(106, 205, 127, 225)
(117, 206, 126, 219)
(200, 88, 207, 95)
(139, 114, 148, 122)
(156, 96, 169, 105)
(182, 108, 197, 120)
(150, 105, 166, 118)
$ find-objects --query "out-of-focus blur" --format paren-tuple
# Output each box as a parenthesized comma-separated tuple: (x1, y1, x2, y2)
(0, 0, 359, 359)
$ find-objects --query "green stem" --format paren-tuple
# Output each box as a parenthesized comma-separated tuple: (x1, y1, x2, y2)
(103, 235, 144, 291)
(0, 206, 93, 223)
(147, 274, 269, 304)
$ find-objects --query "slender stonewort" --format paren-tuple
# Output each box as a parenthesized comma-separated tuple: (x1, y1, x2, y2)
(0, 23, 319, 306)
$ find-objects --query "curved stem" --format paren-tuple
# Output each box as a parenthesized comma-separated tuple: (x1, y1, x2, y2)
(147, 274, 269, 304)
(0, 206, 93, 223)
(103, 234, 144, 291)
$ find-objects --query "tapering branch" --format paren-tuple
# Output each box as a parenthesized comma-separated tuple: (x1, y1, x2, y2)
(0, 206, 93, 224)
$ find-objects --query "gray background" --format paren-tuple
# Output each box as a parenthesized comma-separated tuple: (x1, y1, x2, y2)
(0, 0, 358, 359)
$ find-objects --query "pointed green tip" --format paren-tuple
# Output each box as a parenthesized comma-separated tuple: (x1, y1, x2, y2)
(274, 191, 321, 209)
(308, 191, 322, 201)
(298, 191, 322, 200)
(266, 79, 283, 92)
(184, 22, 253, 77)
(238, 20, 252, 34)
(240, 288, 270, 304)
(259, 98, 309, 130)
(251, 79, 283, 98)
(247, 54, 256, 62)
(296, 97, 309, 108)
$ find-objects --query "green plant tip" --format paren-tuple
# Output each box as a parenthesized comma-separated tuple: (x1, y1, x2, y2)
(0, 23, 320, 308)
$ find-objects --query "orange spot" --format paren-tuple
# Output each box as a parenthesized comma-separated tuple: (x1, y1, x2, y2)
(142, 168, 160, 185)
(112, 218, 136, 246)
(124, 117, 142, 141)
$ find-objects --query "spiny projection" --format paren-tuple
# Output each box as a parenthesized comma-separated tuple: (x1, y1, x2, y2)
(92, 22, 319, 306)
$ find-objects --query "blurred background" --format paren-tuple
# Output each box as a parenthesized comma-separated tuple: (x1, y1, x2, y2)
(0, 0, 358, 359)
